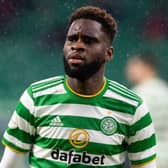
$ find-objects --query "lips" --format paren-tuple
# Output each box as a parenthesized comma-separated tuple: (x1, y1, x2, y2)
(68, 53, 84, 64)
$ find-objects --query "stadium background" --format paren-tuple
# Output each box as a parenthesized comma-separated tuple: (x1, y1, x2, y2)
(0, 0, 168, 163)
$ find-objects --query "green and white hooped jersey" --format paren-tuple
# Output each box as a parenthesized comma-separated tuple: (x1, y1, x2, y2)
(2, 76, 157, 168)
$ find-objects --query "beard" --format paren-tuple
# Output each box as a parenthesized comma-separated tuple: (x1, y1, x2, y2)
(63, 56, 105, 81)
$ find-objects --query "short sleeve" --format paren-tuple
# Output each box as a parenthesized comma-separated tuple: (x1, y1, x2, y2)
(2, 86, 36, 153)
(127, 102, 157, 168)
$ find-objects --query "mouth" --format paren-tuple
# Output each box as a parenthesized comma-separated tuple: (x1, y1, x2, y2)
(68, 53, 84, 64)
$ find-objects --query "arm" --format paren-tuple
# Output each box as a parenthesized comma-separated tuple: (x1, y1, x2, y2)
(1, 86, 35, 167)
(0, 147, 26, 168)
(127, 102, 157, 168)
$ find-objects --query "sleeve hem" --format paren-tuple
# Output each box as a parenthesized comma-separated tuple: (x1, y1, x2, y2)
(131, 157, 157, 167)
(2, 140, 28, 154)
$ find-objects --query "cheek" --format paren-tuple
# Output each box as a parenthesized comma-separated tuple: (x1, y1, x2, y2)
(91, 45, 106, 56)
(127, 65, 143, 81)
(129, 65, 136, 74)
(63, 44, 68, 57)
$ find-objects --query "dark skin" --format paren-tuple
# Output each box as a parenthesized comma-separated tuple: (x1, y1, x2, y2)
(63, 19, 113, 95)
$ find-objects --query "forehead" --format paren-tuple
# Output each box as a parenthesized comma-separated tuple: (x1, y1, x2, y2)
(67, 19, 104, 37)
(129, 58, 142, 64)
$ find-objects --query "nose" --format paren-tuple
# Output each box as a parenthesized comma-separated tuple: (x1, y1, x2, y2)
(71, 41, 85, 52)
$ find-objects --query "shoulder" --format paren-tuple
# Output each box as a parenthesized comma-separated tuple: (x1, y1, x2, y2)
(31, 75, 64, 88)
(27, 76, 66, 98)
(106, 79, 143, 108)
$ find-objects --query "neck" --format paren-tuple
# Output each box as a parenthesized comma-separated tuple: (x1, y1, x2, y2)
(67, 69, 105, 95)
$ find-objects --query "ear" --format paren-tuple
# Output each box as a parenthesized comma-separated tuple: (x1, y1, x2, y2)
(105, 46, 113, 62)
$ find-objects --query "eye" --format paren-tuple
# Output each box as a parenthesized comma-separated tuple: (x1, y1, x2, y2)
(67, 35, 78, 42)
(83, 36, 97, 45)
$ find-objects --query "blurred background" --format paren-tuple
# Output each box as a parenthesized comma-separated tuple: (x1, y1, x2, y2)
(0, 0, 168, 165)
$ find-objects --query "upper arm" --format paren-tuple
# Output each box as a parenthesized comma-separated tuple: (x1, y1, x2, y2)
(2, 86, 36, 153)
(127, 102, 157, 168)
(0, 147, 26, 168)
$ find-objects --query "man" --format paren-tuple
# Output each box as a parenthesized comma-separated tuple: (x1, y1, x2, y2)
(0, 6, 156, 168)
(126, 54, 168, 168)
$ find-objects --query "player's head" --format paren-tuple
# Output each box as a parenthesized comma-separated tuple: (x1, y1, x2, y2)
(68, 6, 117, 45)
(63, 6, 117, 80)
(126, 53, 158, 84)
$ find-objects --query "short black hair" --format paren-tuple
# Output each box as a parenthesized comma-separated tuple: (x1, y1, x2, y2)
(68, 6, 117, 44)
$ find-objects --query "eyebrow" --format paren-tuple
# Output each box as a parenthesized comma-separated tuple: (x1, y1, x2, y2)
(67, 34, 99, 41)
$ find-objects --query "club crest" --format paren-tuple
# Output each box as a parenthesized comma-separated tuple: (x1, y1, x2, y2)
(100, 117, 117, 135)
